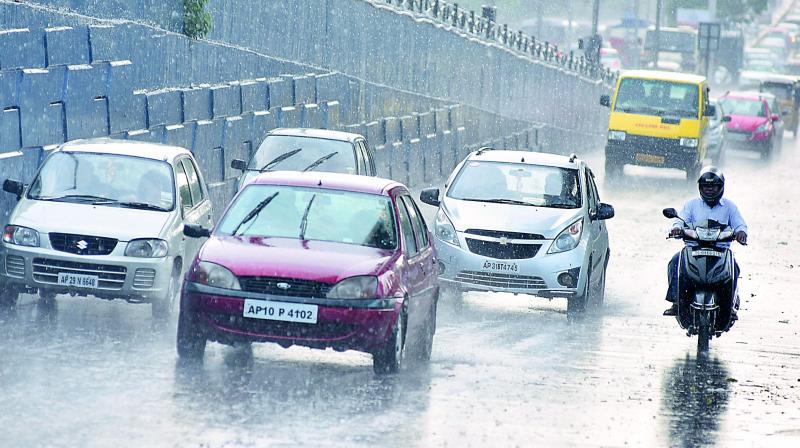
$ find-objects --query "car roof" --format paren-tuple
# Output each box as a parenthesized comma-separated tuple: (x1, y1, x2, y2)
(619, 69, 706, 84)
(267, 128, 363, 143)
(467, 149, 582, 170)
(58, 138, 190, 161)
(248, 171, 404, 195)
(723, 91, 772, 101)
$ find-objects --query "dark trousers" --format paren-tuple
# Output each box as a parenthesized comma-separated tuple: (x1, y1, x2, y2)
(666, 251, 740, 304)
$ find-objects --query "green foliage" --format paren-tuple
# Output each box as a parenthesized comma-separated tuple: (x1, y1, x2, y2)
(183, 0, 212, 39)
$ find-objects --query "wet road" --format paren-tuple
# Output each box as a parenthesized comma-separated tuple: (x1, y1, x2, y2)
(1, 138, 799, 447)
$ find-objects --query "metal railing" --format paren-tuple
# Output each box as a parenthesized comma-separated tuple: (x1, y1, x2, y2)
(378, 0, 618, 85)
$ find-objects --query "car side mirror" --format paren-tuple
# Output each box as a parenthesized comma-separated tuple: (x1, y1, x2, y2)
(231, 159, 248, 171)
(662, 207, 678, 219)
(600, 94, 611, 107)
(593, 203, 615, 220)
(722, 115, 732, 122)
(771, 113, 780, 122)
(183, 224, 211, 238)
(419, 188, 440, 207)
(2, 179, 24, 200)
(705, 104, 716, 117)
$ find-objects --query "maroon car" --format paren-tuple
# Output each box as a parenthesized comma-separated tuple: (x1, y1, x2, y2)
(178, 171, 438, 374)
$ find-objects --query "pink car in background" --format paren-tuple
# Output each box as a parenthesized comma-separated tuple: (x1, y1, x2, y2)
(177, 171, 439, 374)
(719, 91, 780, 160)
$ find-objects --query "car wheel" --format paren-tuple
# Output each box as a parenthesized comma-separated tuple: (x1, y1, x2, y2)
(417, 297, 437, 363)
(152, 265, 181, 319)
(373, 309, 406, 375)
(0, 286, 18, 312)
(592, 255, 609, 307)
(176, 309, 207, 360)
(567, 261, 590, 314)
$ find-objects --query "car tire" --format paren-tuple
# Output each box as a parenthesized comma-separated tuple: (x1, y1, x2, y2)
(604, 156, 622, 181)
(592, 254, 609, 307)
(0, 286, 18, 311)
(416, 297, 437, 363)
(176, 309, 207, 360)
(152, 264, 181, 319)
(373, 309, 406, 375)
(567, 262, 590, 314)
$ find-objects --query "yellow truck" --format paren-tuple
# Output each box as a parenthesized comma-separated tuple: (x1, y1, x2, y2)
(600, 70, 716, 180)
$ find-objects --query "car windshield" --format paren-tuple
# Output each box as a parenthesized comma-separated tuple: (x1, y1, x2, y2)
(249, 135, 356, 173)
(27, 152, 175, 210)
(720, 98, 766, 117)
(762, 82, 793, 101)
(447, 161, 582, 209)
(217, 185, 397, 249)
(614, 78, 699, 118)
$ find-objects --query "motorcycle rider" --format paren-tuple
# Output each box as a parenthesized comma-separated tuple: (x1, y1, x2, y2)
(663, 166, 748, 316)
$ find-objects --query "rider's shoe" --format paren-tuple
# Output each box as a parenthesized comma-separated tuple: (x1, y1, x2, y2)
(663, 303, 678, 316)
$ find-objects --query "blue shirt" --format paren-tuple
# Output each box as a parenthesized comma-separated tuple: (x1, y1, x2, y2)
(673, 198, 748, 247)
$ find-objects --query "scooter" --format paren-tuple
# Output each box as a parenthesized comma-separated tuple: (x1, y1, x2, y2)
(663, 208, 740, 352)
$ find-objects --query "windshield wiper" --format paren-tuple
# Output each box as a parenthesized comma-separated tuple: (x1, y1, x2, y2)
(298, 194, 317, 240)
(39, 194, 117, 204)
(231, 192, 279, 236)
(464, 198, 537, 206)
(260, 148, 302, 172)
(118, 201, 169, 212)
(302, 152, 338, 172)
(544, 203, 579, 209)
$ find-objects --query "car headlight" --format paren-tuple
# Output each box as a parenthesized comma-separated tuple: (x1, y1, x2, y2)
(193, 261, 241, 290)
(679, 138, 698, 148)
(125, 239, 169, 258)
(435, 209, 460, 247)
(2, 225, 40, 247)
(326, 275, 378, 299)
(547, 219, 583, 254)
(608, 130, 627, 141)
(755, 122, 769, 133)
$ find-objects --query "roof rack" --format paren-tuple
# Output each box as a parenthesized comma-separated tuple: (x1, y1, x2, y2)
(475, 146, 493, 155)
(569, 153, 578, 163)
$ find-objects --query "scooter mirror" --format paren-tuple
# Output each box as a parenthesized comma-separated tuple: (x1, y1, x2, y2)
(662, 208, 678, 219)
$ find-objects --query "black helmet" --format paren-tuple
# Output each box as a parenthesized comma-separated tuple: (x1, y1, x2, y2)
(697, 166, 725, 206)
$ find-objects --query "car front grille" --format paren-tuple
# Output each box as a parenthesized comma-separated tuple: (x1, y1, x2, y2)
(207, 312, 358, 339)
(465, 239, 541, 259)
(32, 258, 127, 290)
(465, 229, 545, 240)
(49, 233, 118, 256)
(133, 269, 157, 289)
(455, 270, 547, 290)
(238, 277, 333, 298)
(4, 255, 25, 277)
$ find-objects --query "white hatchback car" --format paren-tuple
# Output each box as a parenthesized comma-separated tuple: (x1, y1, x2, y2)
(419, 149, 614, 313)
(0, 139, 213, 317)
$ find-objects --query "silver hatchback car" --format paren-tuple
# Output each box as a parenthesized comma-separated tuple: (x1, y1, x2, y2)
(419, 149, 614, 313)
(0, 139, 213, 317)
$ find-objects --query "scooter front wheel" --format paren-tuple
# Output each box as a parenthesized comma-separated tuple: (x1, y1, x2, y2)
(697, 311, 711, 352)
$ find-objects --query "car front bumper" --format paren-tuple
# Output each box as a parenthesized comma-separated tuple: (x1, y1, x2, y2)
(433, 236, 586, 298)
(181, 282, 402, 352)
(0, 242, 174, 302)
(606, 136, 699, 169)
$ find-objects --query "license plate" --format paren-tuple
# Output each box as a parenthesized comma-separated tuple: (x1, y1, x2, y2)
(482, 260, 519, 273)
(693, 249, 722, 257)
(243, 299, 318, 324)
(729, 133, 748, 141)
(635, 153, 665, 165)
(57, 272, 98, 289)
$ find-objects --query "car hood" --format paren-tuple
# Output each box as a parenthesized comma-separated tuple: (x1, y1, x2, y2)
(442, 198, 583, 239)
(9, 199, 170, 240)
(199, 236, 398, 283)
(726, 115, 768, 132)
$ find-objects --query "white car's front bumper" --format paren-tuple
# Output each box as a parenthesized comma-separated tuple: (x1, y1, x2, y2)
(434, 234, 588, 298)
(0, 242, 174, 302)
